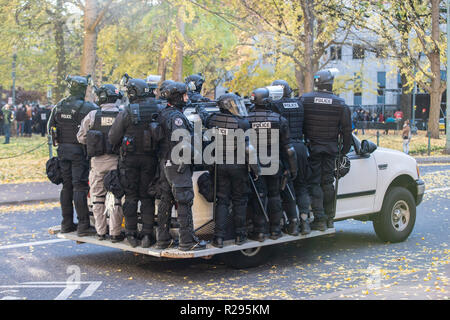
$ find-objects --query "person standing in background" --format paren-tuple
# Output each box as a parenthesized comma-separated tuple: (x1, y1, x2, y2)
(402, 120, 411, 155)
(16, 105, 25, 137)
(2, 104, 14, 144)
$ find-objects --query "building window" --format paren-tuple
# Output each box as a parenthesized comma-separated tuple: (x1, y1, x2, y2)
(330, 46, 342, 60)
(377, 71, 386, 104)
(353, 92, 362, 106)
(397, 73, 403, 89)
(353, 45, 365, 59)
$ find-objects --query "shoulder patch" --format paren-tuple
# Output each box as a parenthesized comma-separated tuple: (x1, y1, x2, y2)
(174, 118, 184, 126)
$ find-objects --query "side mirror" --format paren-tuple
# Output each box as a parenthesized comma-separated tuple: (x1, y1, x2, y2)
(360, 139, 377, 155)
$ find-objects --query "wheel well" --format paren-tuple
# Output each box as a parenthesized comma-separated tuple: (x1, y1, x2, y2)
(387, 175, 417, 200)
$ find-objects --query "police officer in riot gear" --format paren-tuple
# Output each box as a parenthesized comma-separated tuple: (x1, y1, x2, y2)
(195, 93, 260, 248)
(247, 88, 298, 241)
(47, 75, 99, 236)
(269, 80, 311, 235)
(300, 69, 352, 230)
(108, 75, 161, 248)
(185, 73, 211, 103)
(153, 82, 207, 251)
(77, 84, 124, 242)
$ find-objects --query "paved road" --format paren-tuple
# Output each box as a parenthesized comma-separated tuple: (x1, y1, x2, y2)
(0, 164, 448, 301)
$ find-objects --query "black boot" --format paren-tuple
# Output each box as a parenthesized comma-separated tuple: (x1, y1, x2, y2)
(269, 230, 282, 240)
(212, 236, 224, 248)
(110, 234, 124, 243)
(61, 223, 77, 234)
(77, 220, 96, 237)
(327, 219, 334, 229)
(310, 220, 327, 231)
(249, 232, 266, 242)
(141, 234, 155, 248)
(155, 238, 177, 250)
(96, 233, 107, 241)
(235, 234, 247, 245)
(126, 232, 139, 248)
(285, 218, 300, 236)
(179, 236, 207, 251)
(300, 213, 311, 235)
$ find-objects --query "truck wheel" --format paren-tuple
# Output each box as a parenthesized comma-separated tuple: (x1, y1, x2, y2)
(219, 245, 276, 269)
(373, 186, 416, 243)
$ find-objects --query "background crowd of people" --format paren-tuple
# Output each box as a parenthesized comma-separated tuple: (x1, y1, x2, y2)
(0, 103, 52, 143)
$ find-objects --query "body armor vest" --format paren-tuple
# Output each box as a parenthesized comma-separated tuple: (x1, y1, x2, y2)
(55, 97, 90, 145)
(302, 92, 344, 144)
(207, 113, 247, 164)
(246, 109, 281, 156)
(270, 98, 304, 140)
(123, 98, 160, 155)
(89, 109, 119, 156)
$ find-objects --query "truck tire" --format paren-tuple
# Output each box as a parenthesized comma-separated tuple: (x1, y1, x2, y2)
(219, 245, 276, 269)
(373, 186, 416, 243)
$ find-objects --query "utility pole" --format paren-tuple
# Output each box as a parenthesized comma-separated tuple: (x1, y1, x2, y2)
(12, 52, 17, 106)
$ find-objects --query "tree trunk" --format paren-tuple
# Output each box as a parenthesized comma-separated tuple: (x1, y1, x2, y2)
(157, 34, 168, 82)
(301, 0, 315, 93)
(81, 0, 99, 101)
(172, 5, 185, 82)
(54, 0, 66, 103)
(295, 66, 305, 96)
(428, 0, 441, 139)
(400, 73, 411, 122)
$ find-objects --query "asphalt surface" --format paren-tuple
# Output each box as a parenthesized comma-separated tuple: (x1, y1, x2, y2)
(0, 164, 448, 301)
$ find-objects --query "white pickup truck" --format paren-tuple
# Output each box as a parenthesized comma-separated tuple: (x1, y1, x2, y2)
(50, 132, 425, 269)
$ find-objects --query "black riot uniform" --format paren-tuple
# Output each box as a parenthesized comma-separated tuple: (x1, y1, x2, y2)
(246, 88, 298, 241)
(152, 82, 207, 251)
(185, 73, 211, 103)
(195, 93, 260, 248)
(108, 76, 161, 248)
(300, 69, 352, 231)
(47, 75, 99, 236)
(269, 80, 311, 235)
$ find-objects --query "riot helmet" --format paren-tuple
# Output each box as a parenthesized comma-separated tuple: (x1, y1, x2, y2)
(313, 68, 339, 92)
(271, 79, 292, 98)
(218, 93, 248, 117)
(120, 73, 152, 102)
(250, 87, 271, 107)
(166, 82, 188, 108)
(147, 75, 161, 97)
(185, 73, 205, 93)
(66, 75, 90, 98)
(159, 80, 175, 99)
(94, 84, 123, 105)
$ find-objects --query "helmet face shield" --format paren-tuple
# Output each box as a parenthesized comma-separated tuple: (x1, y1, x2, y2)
(228, 98, 248, 116)
(219, 94, 248, 116)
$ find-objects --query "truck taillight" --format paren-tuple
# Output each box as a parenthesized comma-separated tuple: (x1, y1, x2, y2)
(416, 165, 420, 178)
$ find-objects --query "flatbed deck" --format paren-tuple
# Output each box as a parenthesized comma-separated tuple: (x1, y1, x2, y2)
(48, 226, 335, 259)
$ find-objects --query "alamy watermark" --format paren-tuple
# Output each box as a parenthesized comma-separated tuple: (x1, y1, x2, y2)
(170, 120, 280, 175)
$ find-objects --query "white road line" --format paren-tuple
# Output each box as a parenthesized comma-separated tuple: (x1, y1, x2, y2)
(0, 239, 69, 250)
(425, 187, 450, 194)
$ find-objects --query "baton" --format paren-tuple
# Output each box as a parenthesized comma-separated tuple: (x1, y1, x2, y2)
(334, 134, 343, 216)
(248, 172, 269, 222)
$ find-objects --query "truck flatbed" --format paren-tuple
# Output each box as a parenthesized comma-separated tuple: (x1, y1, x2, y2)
(48, 226, 335, 259)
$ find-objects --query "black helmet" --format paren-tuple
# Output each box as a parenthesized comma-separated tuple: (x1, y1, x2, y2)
(94, 84, 123, 105)
(250, 88, 271, 106)
(120, 73, 152, 102)
(313, 68, 339, 91)
(159, 80, 175, 99)
(185, 73, 205, 93)
(166, 82, 188, 107)
(271, 79, 292, 98)
(66, 75, 90, 97)
(218, 93, 248, 117)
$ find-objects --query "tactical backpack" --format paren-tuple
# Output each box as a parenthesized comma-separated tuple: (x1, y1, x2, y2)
(46, 157, 63, 185)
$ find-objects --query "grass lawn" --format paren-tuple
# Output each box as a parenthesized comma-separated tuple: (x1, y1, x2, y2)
(0, 135, 51, 184)
(354, 129, 447, 156)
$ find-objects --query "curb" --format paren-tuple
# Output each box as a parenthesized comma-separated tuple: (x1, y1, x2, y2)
(415, 157, 450, 164)
(0, 198, 60, 207)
